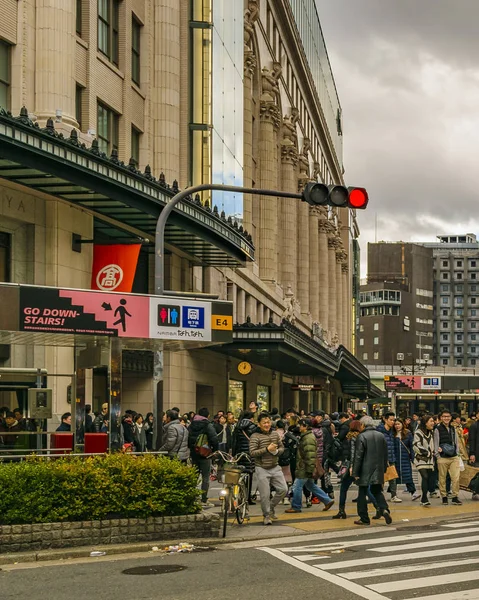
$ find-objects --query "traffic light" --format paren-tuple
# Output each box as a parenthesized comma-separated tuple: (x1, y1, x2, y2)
(302, 183, 369, 209)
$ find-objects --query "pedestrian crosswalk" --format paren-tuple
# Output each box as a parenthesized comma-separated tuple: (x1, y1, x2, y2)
(258, 519, 479, 600)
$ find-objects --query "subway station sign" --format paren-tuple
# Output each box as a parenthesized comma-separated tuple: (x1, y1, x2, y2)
(0, 284, 233, 343)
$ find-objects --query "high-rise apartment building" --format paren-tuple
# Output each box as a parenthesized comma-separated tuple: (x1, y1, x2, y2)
(358, 243, 434, 368)
(422, 234, 479, 368)
(0, 0, 374, 426)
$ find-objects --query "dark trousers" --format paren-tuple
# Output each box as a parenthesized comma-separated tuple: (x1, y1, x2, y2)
(419, 468, 435, 502)
(357, 484, 389, 524)
(191, 456, 211, 502)
(339, 474, 378, 508)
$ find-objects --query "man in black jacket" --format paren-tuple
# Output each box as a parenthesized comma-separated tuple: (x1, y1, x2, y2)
(468, 409, 479, 467)
(188, 407, 218, 507)
(352, 415, 392, 526)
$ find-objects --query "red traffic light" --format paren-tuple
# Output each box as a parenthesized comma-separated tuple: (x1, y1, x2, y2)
(348, 187, 369, 209)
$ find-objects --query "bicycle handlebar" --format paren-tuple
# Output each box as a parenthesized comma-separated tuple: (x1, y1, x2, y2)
(210, 450, 252, 463)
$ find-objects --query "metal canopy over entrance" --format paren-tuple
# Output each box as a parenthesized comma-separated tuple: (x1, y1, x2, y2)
(0, 108, 255, 266)
(214, 320, 379, 399)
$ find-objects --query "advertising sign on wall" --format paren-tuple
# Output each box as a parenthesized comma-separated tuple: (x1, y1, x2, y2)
(14, 285, 233, 343)
(384, 375, 441, 391)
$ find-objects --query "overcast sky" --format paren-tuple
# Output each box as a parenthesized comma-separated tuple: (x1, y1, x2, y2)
(316, 0, 479, 272)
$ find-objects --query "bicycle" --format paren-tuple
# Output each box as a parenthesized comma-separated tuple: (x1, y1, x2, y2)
(211, 450, 252, 538)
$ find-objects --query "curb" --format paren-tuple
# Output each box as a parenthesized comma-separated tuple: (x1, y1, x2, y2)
(0, 511, 474, 566)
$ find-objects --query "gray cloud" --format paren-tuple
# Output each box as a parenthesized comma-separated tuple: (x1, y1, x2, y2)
(315, 0, 479, 271)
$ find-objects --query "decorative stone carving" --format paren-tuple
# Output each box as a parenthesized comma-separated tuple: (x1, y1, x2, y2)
(312, 161, 321, 181)
(341, 263, 349, 274)
(281, 144, 298, 165)
(336, 249, 347, 263)
(328, 236, 341, 250)
(282, 285, 300, 324)
(298, 137, 311, 191)
(260, 99, 281, 129)
(244, 0, 259, 49)
(281, 108, 299, 147)
(261, 62, 282, 103)
(244, 49, 257, 78)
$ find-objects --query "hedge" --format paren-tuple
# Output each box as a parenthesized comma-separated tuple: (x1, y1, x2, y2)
(0, 454, 201, 525)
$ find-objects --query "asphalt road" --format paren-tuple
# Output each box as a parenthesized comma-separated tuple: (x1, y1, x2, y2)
(2, 517, 479, 600)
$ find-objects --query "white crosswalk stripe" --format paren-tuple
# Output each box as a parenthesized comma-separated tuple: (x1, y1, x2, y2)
(259, 519, 479, 600)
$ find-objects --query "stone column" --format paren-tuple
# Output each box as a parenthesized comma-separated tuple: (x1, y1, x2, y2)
(309, 207, 320, 322)
(280, 142, 299, 292)
(297, 138, 311, 314)
(35, 0, 77, 125)
(342, 263, 349, 349)
(258, 96, 281, 281)
(153, 1, 181, 182)
(243, 49, 257, 235)
(336, 248, 344, 343)
(318, 213, 333, 333)
(328, 236, 339, 341)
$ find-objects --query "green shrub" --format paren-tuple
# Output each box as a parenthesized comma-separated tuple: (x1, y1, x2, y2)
(0, 454, 201, 525)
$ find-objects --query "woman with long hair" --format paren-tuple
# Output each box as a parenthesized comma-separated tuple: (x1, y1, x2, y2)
(413, 413, 436, 506)
(394, 419, 420, 500)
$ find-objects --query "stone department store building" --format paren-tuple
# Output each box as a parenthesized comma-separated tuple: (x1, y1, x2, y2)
(0, 0, 377, 425)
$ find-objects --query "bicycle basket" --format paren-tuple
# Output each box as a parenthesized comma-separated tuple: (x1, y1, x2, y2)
(223, 466, 243, 485)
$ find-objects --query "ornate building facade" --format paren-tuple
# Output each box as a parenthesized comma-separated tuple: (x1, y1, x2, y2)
(0, 0, 373, 423)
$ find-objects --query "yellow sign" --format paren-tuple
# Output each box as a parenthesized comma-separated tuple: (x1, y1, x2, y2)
(212, 315, 233, 330)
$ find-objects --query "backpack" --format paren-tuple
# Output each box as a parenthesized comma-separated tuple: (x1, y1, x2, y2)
(194, 432, 212, 458)
(328, 436, 342, 462)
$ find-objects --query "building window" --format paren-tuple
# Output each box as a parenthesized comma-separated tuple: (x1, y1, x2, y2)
(442, 346, 448, 353)
(472, 261, 477, 268)
(257, 385, 270, 413)
(373, 323, 379, 331)
(457, 273, 463, 280)
(131, 17, 141, 85)
(442, 309, 448, 316)
(442, 359, 448, 365)
(455, 296, 463, 304)
(75, 85, 83, 130)
(359, 338, 364, 346)
(0, 233, 11, 282)
(457, 321, 463, 329)
(442, 322, 448, 329)
(457, 260, 463, 267)
(472, 273, 477, 280)
(472, 285, 477, 292)
(373, 337, 379, 345)
(472, 298, 477, 305)
(457, 334, 463, 341)
(442, 273, 448, 280)
(359, 324, 364, 332)
(76, 0, 82, 36)
(98, 0, 119, 66)
(373, 352, 379, 360)
(472, 322, 477, 329)
(441, 334, 449, 341)
(456, 346, 463, 354)
(456, 284, 463, 292)
(472, 309, 477, 316)
(131, 126, 141, 165)
(441, 284, 449, 292)
(442, 261, 448, 268)
(97, 103, 119, 155)
(362, 353, 368, 361)
(472, 359, 477, 366)
(472, 334, 477, 341)
(441, 297, 449, 305)
(472, 347, 477, 353)
(0, 42, 10, 110)
(456, 359, 463, 366)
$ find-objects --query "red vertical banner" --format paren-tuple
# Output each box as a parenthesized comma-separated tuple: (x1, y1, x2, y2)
(91, 244, 141, 293)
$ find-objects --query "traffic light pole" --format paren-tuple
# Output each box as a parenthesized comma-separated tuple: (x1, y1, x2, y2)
(155, 184, 302, 295)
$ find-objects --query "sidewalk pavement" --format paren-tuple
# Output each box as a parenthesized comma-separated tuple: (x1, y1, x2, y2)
(207, 482, 478, 539)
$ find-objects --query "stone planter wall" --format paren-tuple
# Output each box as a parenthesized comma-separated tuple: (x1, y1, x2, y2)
(0, 513, 220, 553)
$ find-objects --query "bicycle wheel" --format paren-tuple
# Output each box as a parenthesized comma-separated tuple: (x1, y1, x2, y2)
(235, 481, 248, 525)
(221, 494, 228, 538)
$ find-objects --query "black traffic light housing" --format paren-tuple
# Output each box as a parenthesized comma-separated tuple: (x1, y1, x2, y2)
(302, 183, 369, 209)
